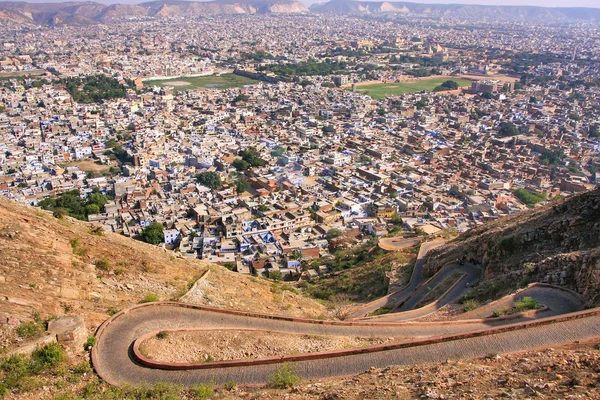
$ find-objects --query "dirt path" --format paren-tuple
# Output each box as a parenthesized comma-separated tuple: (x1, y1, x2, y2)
(139, 329, 402, 363)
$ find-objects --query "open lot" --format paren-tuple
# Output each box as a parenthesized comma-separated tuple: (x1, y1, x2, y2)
(144, 73, 258, 92)
(351, 78, 473, 99)
(60, 160, 115, 174)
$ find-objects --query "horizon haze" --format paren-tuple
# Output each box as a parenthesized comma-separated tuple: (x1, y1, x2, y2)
(3, 0, 600, 9)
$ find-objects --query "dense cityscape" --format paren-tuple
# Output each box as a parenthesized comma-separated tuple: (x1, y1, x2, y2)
(0, 11, 599, 280)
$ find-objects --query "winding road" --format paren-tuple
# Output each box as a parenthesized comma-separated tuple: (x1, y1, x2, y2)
(91, 240, 600, 387)
(347, 240, 446, 318)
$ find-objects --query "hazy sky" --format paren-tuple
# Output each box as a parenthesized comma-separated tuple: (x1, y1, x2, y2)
(17, 0, 600, 8)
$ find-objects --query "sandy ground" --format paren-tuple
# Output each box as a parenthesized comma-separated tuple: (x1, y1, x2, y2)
(165, 80, 192, 87)
(139, 329, 403, 363)
(60, 160, 116, 173)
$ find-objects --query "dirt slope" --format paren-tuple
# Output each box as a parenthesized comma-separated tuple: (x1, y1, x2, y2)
(0, 197, 325, 351)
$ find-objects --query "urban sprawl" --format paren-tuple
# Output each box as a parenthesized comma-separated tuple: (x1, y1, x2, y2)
(0, 14, 599, 279)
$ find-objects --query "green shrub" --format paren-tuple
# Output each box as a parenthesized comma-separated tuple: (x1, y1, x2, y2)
(370, 307, 392, 316)
(268, 363, 302, 389)
(193, 381, 215, 399)
(157, 331, 168, 339)
(269, 270, 283, 281)
(72, 360, 92, 375)
(31, 342, 65, 372)
(133, 382, 182, 400)
(107, 306, 120, 316)
(73, 246, 89, 257)
(89, 226, 104, 236)
(84, 336, 96, 350)
(223, 262, 237, 271)
(1, 353, 30, 381)
(82, 381, 99, 398)
(16, 321, 42, 338)
(462, 299, 480, 312)
(224, 380, 236, 391)
(140, 293, 159, 303)
(200, 355, 214, 363)
(94, 258, 111, 272)
(55, 392, 79, 400)
(458, 291, 475, 304)
(514, 296, 542, 312)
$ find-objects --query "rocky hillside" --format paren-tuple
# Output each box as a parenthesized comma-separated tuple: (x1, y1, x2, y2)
(424, 187, 600, 306)
(0, 0, 309, 25)
(0, 0, 598, 25)
(310, 0, 600, 22)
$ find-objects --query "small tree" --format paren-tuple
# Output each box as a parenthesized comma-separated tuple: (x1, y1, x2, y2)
(232, 159, 250, 171)
(498, 122, 519, 137)
(391, 212, 403, 226)
(195, 172, 222, 190)
(141, 221, 164, 245)
(326, 228, 343, 241)
(268, 363, 302, 389)
(236, 177, 251, 193)
(269, 270, 283, 281)
(53, 207, 67, 219)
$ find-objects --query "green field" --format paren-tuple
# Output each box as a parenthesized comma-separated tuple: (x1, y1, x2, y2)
(144, 73, 258, 92)
(352, 78, 472, 99)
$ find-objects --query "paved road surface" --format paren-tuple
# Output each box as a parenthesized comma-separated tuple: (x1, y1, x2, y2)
(347, 240, 445, 318)
(93, 300, 598, 386)
(91, 238, 599, 387)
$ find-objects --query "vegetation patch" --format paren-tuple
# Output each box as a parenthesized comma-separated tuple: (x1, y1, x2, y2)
(61, 75, 130, 104)
(300, 244, 415, 303)
(268, 363, 302, 389)
(492, 296, 542, 317)
(497, 236, 519, 254)
(140, 293, 159, 303)
(16, 321, 43, 339)
(39, 189, 111, 221)
(461, 299, 480, 312)
(144, 73, 257, 92)
(513, 188, 547, 207)
(369, 307, 392, 316)
(352, 78, 472, 99)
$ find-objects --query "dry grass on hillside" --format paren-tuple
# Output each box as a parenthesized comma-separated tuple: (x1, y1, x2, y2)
(0, 198, 325, 352)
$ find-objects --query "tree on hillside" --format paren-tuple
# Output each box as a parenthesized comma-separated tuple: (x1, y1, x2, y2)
(141, 221, 164, 245)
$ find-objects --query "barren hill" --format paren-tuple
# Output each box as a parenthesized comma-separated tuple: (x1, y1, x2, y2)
(0, 0, 309, 25)
(310, 0, 600, 22)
